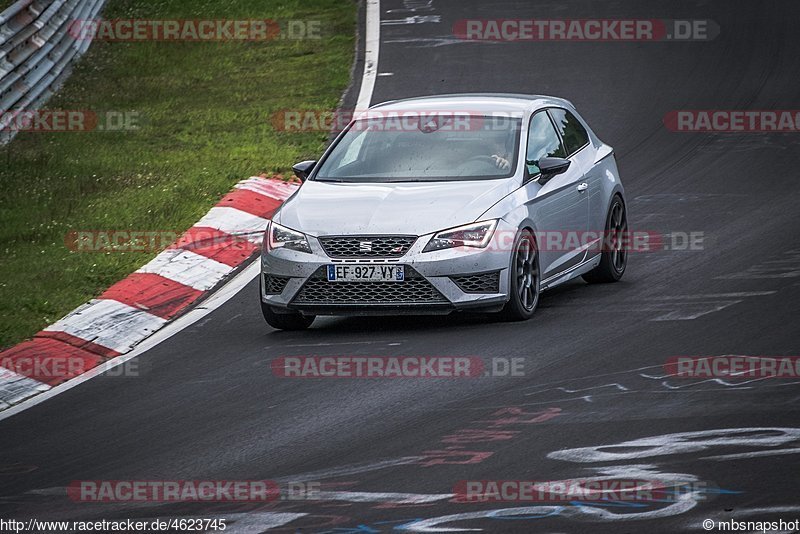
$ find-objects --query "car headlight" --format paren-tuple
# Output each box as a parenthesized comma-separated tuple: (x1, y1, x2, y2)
(266, 221, 312, 253)
(423, 220, 498, 253)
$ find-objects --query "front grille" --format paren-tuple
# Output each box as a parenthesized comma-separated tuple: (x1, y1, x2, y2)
(293, 267, 447, 305)
(264, 274, 291, 294)
(451, 271, 501, 293)
(319, 235, 416, 258)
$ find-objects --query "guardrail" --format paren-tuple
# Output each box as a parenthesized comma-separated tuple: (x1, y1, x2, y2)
(0, 0, 105, 144)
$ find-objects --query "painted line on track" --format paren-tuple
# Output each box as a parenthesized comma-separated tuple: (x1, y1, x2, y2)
(357, 0, 380, 111)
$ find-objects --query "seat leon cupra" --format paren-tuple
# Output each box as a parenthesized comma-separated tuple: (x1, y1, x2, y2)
(260, 93, 627, 330)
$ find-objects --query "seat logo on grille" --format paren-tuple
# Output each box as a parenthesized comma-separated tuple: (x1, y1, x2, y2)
(359, 241, 373, 252)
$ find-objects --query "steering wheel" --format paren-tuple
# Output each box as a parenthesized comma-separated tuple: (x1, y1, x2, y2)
(455, 155, 499, 174)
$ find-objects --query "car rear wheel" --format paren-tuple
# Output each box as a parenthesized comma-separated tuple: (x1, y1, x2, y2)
(500, 229, 540, 321)
(260, 279, 315, 330)
(583, 195, 627, 284)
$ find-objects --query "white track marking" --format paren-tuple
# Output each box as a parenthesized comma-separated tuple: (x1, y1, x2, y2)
(356, 0, 380, 111)
(0, 11, 381, 420)
(547, 428, 800, 463)
(234, 177, 300, 199)
(650, 301, 742, 321)
(716, 249, 800, 279)
(223, 513, 307, 533)
(658, 373, 779, 389)
(554, 383, 629, 403)
(395, 492, 701, 532)
(0, 368, 50, 408)
(273, 456, 421, 484)
(711, 506, 800, 516)
(646, 293, 775, 321)
(719, 271, 800, 280)
(557, 383, 628, 393)
(650, 291, 776, 299)
(137, 249, 233, 291)
(382, 15, 441, 25)
(44, 299, 167, 354)
(313, 490, 452, 504)
(194, 207, 270, 243)
(23, 487, 450, 505)
(284, 340, 395, 347)
(0, 262, 259, 422)
(700, 447, 800, 461)
(553, 292, 775, 321)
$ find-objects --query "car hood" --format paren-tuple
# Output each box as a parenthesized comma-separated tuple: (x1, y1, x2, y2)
(276, 179, 518, 236)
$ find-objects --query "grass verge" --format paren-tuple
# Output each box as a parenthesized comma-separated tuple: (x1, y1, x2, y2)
(0, 0, 356, 347)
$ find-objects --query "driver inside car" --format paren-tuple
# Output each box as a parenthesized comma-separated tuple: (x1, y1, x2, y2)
(488, 137, 512, 170)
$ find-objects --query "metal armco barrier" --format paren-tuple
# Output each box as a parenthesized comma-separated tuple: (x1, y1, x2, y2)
(0, 0, 105, 144)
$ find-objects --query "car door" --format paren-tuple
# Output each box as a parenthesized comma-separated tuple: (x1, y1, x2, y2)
(522, 109, 590, 280)
(548, 107, 597, 264)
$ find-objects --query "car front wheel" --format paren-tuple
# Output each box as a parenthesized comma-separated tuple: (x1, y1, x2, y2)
(500, 229, 540, 321)
(260, 279, 315, 330)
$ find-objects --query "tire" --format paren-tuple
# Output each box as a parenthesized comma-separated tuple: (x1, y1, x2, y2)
(500, 229, 540, 321)
(583, 195, 627, 284)
(259, 279, 315, 330)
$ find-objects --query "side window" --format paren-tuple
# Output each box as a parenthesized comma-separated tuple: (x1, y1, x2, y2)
(548, 108, 590, 156)
(526, 111, 566, 175)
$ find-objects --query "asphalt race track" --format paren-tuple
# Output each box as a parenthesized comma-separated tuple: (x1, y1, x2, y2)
(2, 1, 800, 532)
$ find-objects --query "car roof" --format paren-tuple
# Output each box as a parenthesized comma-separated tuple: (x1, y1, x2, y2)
(368, 93, 575, 115)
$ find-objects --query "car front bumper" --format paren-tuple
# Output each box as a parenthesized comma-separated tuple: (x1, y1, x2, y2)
(260, 221, 515, 316)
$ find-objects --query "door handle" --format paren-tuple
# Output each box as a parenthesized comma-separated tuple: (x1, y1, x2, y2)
(577, 182, 588, 192)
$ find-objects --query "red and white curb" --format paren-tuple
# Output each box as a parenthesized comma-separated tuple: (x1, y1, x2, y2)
(0, 176, 298, 410)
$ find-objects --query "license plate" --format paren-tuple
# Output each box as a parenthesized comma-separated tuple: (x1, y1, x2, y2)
(327, 264, 405, 282)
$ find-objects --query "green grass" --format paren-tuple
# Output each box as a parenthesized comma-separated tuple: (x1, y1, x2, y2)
(0, 0, 356, 348)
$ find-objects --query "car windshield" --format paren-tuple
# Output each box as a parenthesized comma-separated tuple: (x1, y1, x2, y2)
(314, 114, 522, 182)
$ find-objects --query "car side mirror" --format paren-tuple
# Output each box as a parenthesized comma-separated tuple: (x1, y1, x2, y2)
(535, 157, 571, 184)
(292, 160, 317, 182)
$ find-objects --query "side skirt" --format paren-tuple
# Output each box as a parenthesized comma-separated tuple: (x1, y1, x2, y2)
(541, 254, 602, 291)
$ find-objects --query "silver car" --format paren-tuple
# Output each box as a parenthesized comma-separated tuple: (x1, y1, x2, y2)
(260, 94, 627, 330)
